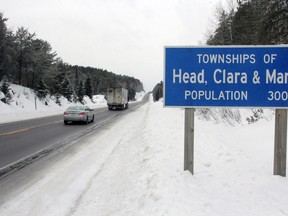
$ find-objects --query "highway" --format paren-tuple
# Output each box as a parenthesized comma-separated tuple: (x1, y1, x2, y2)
(0, 95, 149, 175)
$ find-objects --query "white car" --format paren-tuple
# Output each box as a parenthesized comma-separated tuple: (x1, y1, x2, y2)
(63, 105, 94, 125)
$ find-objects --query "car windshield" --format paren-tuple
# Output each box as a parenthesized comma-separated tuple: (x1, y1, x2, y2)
(67, 106, 85, 111)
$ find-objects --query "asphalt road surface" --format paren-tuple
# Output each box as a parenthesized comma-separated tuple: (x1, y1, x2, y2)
(0, 95, 149, 173)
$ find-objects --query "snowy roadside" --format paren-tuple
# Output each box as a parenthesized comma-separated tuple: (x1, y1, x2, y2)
(1, 96, 288, 216)
(0, 83, 146, 124)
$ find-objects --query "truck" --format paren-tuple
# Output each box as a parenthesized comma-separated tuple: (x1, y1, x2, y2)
(107, 87, 129, 110)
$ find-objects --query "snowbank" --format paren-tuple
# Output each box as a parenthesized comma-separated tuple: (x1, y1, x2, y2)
(92, 95, 106, 104)
(134, 91, 146, 101)
(0, 84, 148, 124)
(0, 84, 107, 124)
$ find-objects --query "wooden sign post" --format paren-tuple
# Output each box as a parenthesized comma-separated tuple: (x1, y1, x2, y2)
(274, 109, 287, 177)
(184, 108, 195, 174)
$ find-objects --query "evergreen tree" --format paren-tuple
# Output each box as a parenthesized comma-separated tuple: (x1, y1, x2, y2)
(85, 77, 92, 99)
(36, 78, 49, 99)
(0, 13, 8, 80)
(152, 81, 163, 102)
(0, 76, 12, 104)
(30, 39, 56, 89)
(61, 77, 73, 102)
(0, 13, 17, 82)
(78, 80, 84, 104)
(14, 27, 36, 86)
(55, 93, 61, 106)
(53, 69, 66, 106)
(232, 0, 263, 45)
(53, 64, 65, 94)
(260, 0, 288, 44)
(128, 88, 136, 101)
(207, 9, 232, 45)
(74, 66, 79, 95)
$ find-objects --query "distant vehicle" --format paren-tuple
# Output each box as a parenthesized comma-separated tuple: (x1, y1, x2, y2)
(63, 105, 94, 125)
(107, 87, 129, 110)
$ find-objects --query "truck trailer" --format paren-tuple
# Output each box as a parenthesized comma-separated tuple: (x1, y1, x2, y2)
(107, 87, 129, 110)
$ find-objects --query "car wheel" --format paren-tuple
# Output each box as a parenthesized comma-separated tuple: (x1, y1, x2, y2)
(85, 117, 89, 124)
(64, 120, 68, 125)
(91, 115, 94, 123)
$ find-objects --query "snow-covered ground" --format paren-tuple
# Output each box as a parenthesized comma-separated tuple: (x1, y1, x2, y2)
(0, 84, 288, 216)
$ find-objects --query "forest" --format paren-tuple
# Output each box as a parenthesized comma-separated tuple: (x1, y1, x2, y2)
(207, 0, 287, 46)
(0, 13, 144, 104)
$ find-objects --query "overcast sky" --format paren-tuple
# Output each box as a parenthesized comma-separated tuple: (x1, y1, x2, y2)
(1, 0, 225, 91)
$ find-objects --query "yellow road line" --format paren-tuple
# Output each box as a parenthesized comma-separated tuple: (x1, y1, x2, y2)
(0, 128, 29, 136)
(0, 120, 63, 137)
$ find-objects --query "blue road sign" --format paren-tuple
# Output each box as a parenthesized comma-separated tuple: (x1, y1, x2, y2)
(164, 46, 288, 108)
